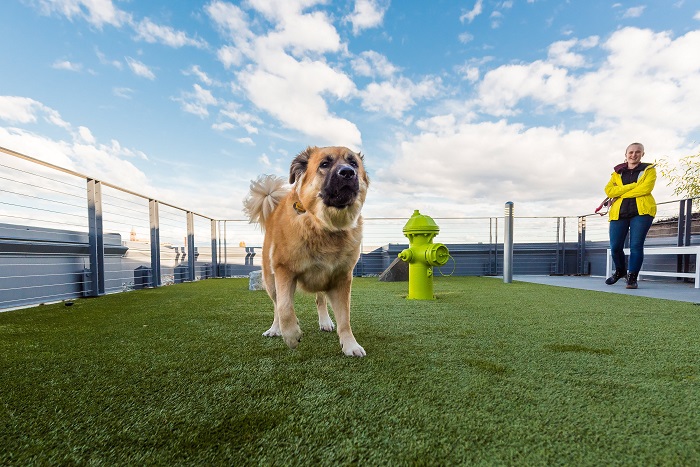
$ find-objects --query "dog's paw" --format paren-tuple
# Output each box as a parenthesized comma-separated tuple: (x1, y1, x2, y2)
(319, 317, 335, 332)
(341, 340, 366, 357)
(262, 325, 281, 337)
(282, 325, 303, 349)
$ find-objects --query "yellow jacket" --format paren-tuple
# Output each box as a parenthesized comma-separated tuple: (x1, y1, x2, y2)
(604, 163, 657, 220)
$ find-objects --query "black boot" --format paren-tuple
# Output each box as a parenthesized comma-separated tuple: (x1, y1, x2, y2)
(626, 272, 638, 289)
(605, 268, 626, 285)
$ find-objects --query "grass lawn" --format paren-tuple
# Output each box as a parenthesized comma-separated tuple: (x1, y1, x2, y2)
(1, 276, 699, 465)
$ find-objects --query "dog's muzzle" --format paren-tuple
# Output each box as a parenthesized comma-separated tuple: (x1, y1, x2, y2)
(321, 164, 359, 208)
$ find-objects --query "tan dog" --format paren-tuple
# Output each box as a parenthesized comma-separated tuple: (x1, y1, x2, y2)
(243, 146, 369, 357)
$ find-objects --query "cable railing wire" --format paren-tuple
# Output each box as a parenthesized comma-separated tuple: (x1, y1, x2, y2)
(2, 144, 698, 311)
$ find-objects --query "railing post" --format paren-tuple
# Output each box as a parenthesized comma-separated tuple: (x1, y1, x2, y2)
(187, 212, 195, 281)
(492, 217, 499, 275)
(555, 217, 561, 274)
(86, 179, 105, 296)
(149, 199, 161, 287)
(683, 199, 692, 275)
(211, 219, 218, 278)
(504, 202, 514, 283)
(684, 198, 692, 246)
(223, 221, 228, 278)
(578, 216, 587, 275)
(562, 217, 567, 274)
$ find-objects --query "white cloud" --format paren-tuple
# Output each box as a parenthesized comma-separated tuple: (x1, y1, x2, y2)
(458, 65, 480, 82)
(460, 0, 483, 24)
(472, 27, 700, 132)
(0, 96, 152, 194)
(77, 126, 95, 144)
(0, 96, 44, 124)
(490, 10, 503, 28)
(96, 49, 122, 69)
(262, 10, 342, 57)
(0, 96, 71, 131)
(474, 61, 570, 116)
(173, 84, 218, 118)
(364, 26, 700, 217)
(623, 6, 646, 18)
(113, 87, 134, 99)
(360, 76, 441, 118)
(206, 0, 252, 44)
(694, 10, 700, 20)
(125, 57, 156, 80)
(351, 51, 399, 78)
(237, 137, 255, 145)
(206, 0, 361, 147)
(240, 66, 361, 147)
(207, 1, 363, 147)
(32, 0, 131, 28)
(52, 60, 83, 72)
(212, 122, 234, 131)
(216, 46, 245, 69)
(183, 65, 213, 86)
(547, 36, 599, 68)
(459, 32, 474, 44)
(220, 105, 262, 134)
(133, 18, 207, 48)
(247, 0, 325, 21)
(346, 0, 390, 35)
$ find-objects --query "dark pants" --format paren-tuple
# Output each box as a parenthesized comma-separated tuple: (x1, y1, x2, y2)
(609, 215, 654, 274)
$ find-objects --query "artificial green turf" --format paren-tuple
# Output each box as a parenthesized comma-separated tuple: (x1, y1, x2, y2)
(1, 277, 699, 465)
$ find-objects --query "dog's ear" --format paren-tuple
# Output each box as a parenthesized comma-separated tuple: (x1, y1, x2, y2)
(290, 146, 315, 184)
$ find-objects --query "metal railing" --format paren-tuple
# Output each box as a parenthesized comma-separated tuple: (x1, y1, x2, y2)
(1, 145, 698, 311)
(1, 146, 218, 310)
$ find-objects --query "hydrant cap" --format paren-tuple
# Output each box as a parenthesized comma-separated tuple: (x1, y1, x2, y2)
(403, 209, 440, 235)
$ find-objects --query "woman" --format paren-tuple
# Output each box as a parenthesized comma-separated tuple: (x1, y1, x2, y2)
(604, 142, 657, 289)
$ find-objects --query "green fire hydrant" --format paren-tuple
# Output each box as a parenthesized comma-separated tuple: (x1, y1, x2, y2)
(398, 210, 450, 300)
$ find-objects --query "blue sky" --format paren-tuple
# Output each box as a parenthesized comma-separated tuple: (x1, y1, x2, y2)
(1, 0, 699, 219)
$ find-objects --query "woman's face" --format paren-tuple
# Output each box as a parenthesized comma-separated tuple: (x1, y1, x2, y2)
(625, 144, 644, 167)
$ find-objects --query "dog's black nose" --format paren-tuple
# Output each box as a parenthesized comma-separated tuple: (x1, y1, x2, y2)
(337, 165, 356, 179)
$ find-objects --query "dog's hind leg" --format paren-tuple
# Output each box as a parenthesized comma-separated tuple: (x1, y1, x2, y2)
(262, 269, 281, 337)
(316, 292, 335, 332)
(274, 268, 303, 349)
(327, 275, 365, 357)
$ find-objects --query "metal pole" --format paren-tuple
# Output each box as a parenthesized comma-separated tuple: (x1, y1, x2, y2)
(677, 200, 685, 276)
(555, 217, 561, 274)
(684, 199, 692, 274)
(578, 216, 586, 275)
(87, 179, 105, 296)
(504, 201, 514, 283)
(223, 221, 228, 278)
(186, 212, 196, 281)
(149, 199, 161, 287)
(210, 219, 218, 278)
(495, 217, 499, 275)
(562, 217, 567, 274)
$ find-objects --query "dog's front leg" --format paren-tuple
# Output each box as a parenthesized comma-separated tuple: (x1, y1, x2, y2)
(262, 269, 281, 337)
(316, 292, 335, 332)
(327, 277, 365, 357)
(275, 268, 303, 349)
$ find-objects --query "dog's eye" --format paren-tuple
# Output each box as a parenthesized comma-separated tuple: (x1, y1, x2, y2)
(347, 157, 358, 168)
(319, 158, 332, 169)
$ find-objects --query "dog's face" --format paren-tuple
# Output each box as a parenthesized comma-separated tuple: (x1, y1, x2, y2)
(290, 146, 369, 230)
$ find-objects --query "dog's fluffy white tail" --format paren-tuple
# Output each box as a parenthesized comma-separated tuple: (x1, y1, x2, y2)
(243, 175, 289, 226)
